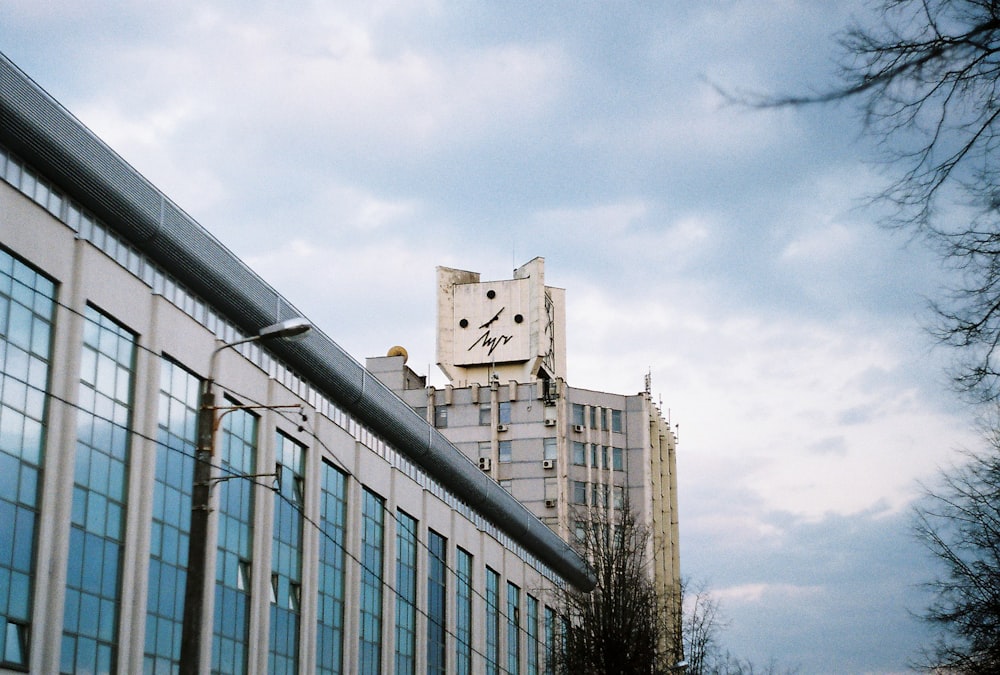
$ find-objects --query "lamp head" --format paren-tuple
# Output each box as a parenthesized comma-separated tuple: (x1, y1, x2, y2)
(257, 317, 312, 341)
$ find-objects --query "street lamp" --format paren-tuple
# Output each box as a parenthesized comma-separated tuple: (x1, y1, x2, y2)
(179, 318, 312, 674)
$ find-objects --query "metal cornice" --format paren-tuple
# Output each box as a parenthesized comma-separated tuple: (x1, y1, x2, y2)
(0, 52, 595, 591)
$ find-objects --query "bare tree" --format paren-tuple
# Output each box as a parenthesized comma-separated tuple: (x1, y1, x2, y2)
(683, 578, 726, 675)
(551, 503, 681, 674)
(913, 435, 1000, 673)
(752, 1, 1000, 400)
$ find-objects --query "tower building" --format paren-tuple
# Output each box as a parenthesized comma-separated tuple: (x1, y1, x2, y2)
(368, 257, 682, 655)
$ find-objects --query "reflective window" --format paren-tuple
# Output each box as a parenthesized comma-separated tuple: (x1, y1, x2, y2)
(571, 442, 585, 466)
(498, 402, 511, 426)
(434, 406, 447, 429)
(589, 406, 598, 429)
(478, 404, 491, 426)
(270, 432, 305, 674)
(498, 440, 512, 464)
(359, 488, 385, 675)
(485, 567, 500, 675)
(427, 530, 447, 675)
(144, 359, 199, 672)
(62, 307, 134, 675)
(394, 511, 417, 675)
(0, 249, 55, 669)
(455, 548, 473, 675)
(612, 447, 624, 471)
(526, 595, 539, 675)
(544, 606, 557, 675)
(507, 582, 521, 675)
(213, 404, 258, 675)
(317, 462, 347, 675)
(572, 481, 587, 505)
(610, 409, 623, 433)
(571, 404, 584, 428)
(543, 438, 556, 461)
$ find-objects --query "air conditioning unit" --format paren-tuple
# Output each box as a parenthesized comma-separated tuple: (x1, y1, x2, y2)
(496, 424, 509, 432)
(573, 424, 585, 433)
(543, 418, 557, 427)
(544, 498, 557, 508)
(478, 457, 492, 471)
(542, 459, 555, 470)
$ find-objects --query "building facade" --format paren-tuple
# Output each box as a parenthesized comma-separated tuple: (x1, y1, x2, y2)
(0, 53, 593, 675)
(366, 259, 682, 656)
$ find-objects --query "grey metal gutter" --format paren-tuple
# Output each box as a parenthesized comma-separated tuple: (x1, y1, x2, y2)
(0, 52, 596, 591)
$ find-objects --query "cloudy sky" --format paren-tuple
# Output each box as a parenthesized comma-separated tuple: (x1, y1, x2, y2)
(1, 1, 984, 671)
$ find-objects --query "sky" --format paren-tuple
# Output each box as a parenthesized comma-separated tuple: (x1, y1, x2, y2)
(0, 2, 985, 672)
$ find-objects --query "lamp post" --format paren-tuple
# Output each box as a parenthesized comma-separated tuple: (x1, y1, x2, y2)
(179, 318, 311, 674)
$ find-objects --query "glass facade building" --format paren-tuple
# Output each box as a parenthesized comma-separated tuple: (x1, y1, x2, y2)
(0, 53, 595, 675)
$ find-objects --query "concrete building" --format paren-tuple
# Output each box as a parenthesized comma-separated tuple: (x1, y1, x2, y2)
(0, 52, 594, 674)
(366, 258, 681, 656)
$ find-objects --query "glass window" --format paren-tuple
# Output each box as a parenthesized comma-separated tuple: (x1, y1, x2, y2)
(62, 306, 133, 675)
(478, 441, 491, 461)
(0, 250, 55, 670)
(270, 432, 305, 674)
(427, 530, 447, 675)
(479, 404, 491, 426)
(213, 404, 258, 675)
(485, 567, 500, 675)
(610, 409, 623, 433)
(571, 404, 585, 428)
(507, 583, 521, 675)
(434, 406, 447, 429)
(526, 595, 539, 675)
(571, 442, 585, 466)
(359, 489, 385, 675)
(543, 438, 557, 461)
(613, 486, 625, 510)
(589, 406, 598, 429)
(498, 401, 511, 426)
(144, 359, 199, 672)
(572, 481, 587, 505)
(317, 462, 348, 675)
(394, 511, 417, 675)
(590, 444, 599, 468)
(612, 447, 624, 471)
(455, 548, 473, 675)
(499, 440, 512, 464)
(544, 606, 557, 675)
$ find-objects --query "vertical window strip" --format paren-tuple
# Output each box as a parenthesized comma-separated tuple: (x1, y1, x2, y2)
(543, 606, 556, 675)
(269, 432, 305, 675)
(61, 306, 135, 675)
(507, 582, 521, 675)
(144, 359, 199, 672)
(485, 568, 500, 675)
(0, 248, 55, 669)
(454, 549, 473, 675)
(359, 488, 385, 675)
(212, 406, 257, 675)
(426, 530, 447, 675)
(526, 595, 539, 675)
(394, 511, 418, 675)
(317, 462, 347, 675)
